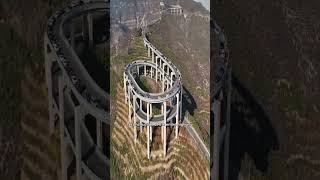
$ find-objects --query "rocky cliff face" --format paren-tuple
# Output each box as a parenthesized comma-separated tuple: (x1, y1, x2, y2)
(148, 0, 210, 141)
(111, 0, 161, 28)
(110, 0, 162, 56)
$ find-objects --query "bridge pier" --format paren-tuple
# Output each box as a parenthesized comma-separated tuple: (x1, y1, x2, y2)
(82, 15, 88, 42)
(82, 13, 93, 49)
(70, 22, 75, 48)
(163, 101, 167, 156)
(180, 87, 183, 121)
(139, 99, 143, 132)
(75, 106, 83, 180)
(45, 41, 55, 135)
(156, 67, 158, 82)
(123, 74, 127, 104)
(162, 77, 165, 92)
(224, 68, 232, 180)
(128, 87, 132, 123)
(97, 120, 102, 149)
(176, 93, 179, 138)
(147, 102, 150, 159)
(134, 96, 137, 143)
(58, 76, 67, 180)
(213, 92, 222, 180)
(87, 13, 93, 49)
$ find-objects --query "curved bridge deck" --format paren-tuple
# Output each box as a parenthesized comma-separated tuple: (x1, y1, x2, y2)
(45, 1, 109, 180)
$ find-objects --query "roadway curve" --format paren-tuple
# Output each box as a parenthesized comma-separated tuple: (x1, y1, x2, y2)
(45, 1, 109, 179)
(124, 30, 182, 125)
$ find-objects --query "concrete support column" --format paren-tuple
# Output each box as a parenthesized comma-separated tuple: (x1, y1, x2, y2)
(150, 103, 152, 142)
(147, 102, 150, 159)
(150, 125, 153, 142)
(70, 22, 75, 48)
(175, 93, 179, 138)
(161, 104, 163, 152)
(137, 66, 139, 75)
(152, 51, 154, 62)
(140, 99, 142, 132)
(151, 67, 153, 78)
(163, 63, 165, 74)
(128, 88, 132, 123)
(163, 101, 167, 156)
(167, 67, 170, 82)
(180, 87, 183, 120)
(124, 76, 127, 104)
(75, 106, 83, 180)
(82, 15, 88, 41)
(134, 96, 137, 143)
(161, 126, 163, 145)
(144, 65, 146, 76)
(170, 73, 173, 87)
(213, 93, 222, 180)
(58, 76, 67, 180)
(97, 120, 102, 149)
(45, 52, 54, 135)
(162, 74, 165, 92)
(156, 67, 158, 82)
(224, 68, 232, 180)
(87, 13, 93, 49)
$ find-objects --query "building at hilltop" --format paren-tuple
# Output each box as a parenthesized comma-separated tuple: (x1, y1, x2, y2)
(160, 1, 183, 15)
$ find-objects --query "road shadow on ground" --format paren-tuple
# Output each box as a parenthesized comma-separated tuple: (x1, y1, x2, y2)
(228, 74, 279, 180)
(181, 86, 197, 121)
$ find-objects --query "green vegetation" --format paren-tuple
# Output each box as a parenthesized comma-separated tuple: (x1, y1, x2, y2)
(136, 76, 150, 92)
(186, 111, 209, 148)
(152, 104, 162, 115)
(111, 30, 148, 98)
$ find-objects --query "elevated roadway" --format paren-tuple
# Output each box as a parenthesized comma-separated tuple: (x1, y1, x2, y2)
(44, 1, 109, 180)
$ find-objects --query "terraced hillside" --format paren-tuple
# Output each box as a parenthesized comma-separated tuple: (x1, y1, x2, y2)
(110, 84, 209, 179)
(0, 0, 68, 179)
(20, 67, 60, 180)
